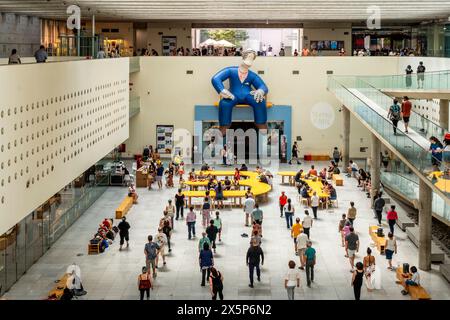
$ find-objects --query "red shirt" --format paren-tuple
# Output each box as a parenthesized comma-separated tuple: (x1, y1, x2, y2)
(309, 169, 318, 176)
(279, 195, 287, 206)
(234, 171, 240, 181)
(401, 101, 412, 117)
(387, 210, 398, 220)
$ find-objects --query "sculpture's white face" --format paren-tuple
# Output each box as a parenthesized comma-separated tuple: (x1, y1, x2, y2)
(241, 51, 256, 68)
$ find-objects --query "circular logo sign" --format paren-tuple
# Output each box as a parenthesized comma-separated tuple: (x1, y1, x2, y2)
(310, 102, 335, 130)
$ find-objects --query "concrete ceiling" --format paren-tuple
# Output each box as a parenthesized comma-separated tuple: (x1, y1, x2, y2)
(0, 0, 450, 22)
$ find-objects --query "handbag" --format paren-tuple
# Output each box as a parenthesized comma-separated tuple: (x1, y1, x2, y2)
(403, 263, 409, 274)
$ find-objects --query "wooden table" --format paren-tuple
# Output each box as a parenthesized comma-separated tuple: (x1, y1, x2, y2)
(277, 171, 297, 185)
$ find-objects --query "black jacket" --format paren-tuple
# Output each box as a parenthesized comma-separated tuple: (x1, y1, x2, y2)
(246, 246, 264, 265)
(118, 221, 130, 235)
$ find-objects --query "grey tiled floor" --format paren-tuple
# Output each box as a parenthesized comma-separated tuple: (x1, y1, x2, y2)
(4, 163, 450, 300)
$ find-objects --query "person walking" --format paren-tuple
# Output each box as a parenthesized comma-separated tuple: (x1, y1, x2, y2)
(213, 211, 223, 242)
(291, 217, 303, 253)
(144, 235, 160, 278)
(284, 260, 301, 300)
(209, 267, 224, 300)
(387, 99, 401, 135)
(279, 191, 288, 217)
(117, 216, 130, 251)
(385, 232, 397, 270)
(352, 262, 364, 300)
(199, 243, 214, 286)
(386, 205, 398, 235)
(303, 241, 316, 288)
(162, 220, 172, 253)
(310, 192, 319, 219)
(198, 232, 211, 252)
(363, 247, 376, 291)
(347, 202, 357, 226)
(243, 195, 255, 227)
(246, 240, 264, 288)
(175, 188, 185, 220)
(186, 206, 197, 240)
(137, 267, 153, 300)
(155, 228, 168, 267)
(338, 214, 347, 247)
(283, 198, 295, 229)
(251, 203, 264, 225)
(297, 231, 309, 270)
(417, 61, 426, 89)
(206, 220, 219, 253)
(302, 210, 313, 239)
(201, 197, 211, 228)
(345, 227, 359, 272)
(155, 163, 164, 189)
(289, 141, 301, 165)
(373, 192, 385, 226)
(165, 199, 176, 229)
(401, 96, 412, 134)
(332, 147, 341, 166)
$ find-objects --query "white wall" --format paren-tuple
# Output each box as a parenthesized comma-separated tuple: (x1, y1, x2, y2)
(126, 56, 401, 160)
(0, 58, 129, 235)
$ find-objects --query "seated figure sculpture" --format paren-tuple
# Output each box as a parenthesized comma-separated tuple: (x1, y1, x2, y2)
(211, 49, 268, 135)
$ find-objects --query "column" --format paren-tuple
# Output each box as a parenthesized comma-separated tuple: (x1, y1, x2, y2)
(342, 106, 350, 168)
(370, 133, 381, 201)
(439, 99, 449, 130)
(418, 179, 432, 271)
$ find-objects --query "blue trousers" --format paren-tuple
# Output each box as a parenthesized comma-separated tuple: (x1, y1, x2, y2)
(187, 222, 196, 239)
(219, 94, 267, 126)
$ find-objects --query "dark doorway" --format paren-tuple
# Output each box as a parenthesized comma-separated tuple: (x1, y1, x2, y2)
(229, 122, 257, 162)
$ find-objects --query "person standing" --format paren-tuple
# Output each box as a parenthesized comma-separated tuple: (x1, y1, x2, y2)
(201, 197, 211, 228)
(284, 260, 301, 300)
(291, 217, 303, 253)
(165, 199, 176, 229)
(155, 163, 164, 189)
(175, 189, 185, 220)
(246, 240, 264, 288)
(303, 241, 316, 288)
(243, 195, 255, 227)
(206, 220, 219, 254)
(117, 216, 130, 251)
(251, 203, 264, 225)
(373, 192, 385, 226)
(405, 65, 413, 88)
(34, 45, 48, 63)
(417, 61, 426, 89)
(310, 192, 319, 219)
(144, 235, 160, 278)
(155, 228, 168, 267)
(297, 231, 309, 270)
(347, 202, 357, 226)
(429, 136, 443, 169)
(199, 243, 214, 286)
(401, 96, 412, 134)
(198, 232, 211, 252)
(8, 49, 21, 64)
(385, 232, 397, 270)
(97, 47, 106, 59)
(213, 211, 223, 242)
(302, 210, 313, 239)
(386, 205, 398, 235)
(283, 198, 295, 229)
(352, 262, 364, 300)
(279, 191, 288, 217)
(363, 247, 376, 291)
(209, 267, 224, 300)
(137, 267, 152, 300)
(289, 141, 301, 165)
(387, 99, 401, 135)
(345, 227, 359, 272)
(186, 206, 197, 240)
(332, 147, 341, 166)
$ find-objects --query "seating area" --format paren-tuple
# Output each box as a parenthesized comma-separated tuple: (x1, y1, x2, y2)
(395, 267, 431, 300)
(88, 218, 116, 255)
(115, 196, 134, 219)
(332, 173, 343, 186)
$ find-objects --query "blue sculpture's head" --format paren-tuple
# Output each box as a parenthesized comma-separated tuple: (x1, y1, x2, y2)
(241, 49, 257, 68)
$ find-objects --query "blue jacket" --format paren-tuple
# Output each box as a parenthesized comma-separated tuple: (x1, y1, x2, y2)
(199, 249, 214, 268)
(211, 66, 268, 101)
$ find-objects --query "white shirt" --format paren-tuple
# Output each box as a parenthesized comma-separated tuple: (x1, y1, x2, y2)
(386, 237, 396, 251)
(243, 198, 255, 214)
(283, 204, 295, 213)
(311, 195, 319, 207)
(156, 233, 168, 247)
(411, 272, 420, 285)
(296, 233, 309, 249)
(285, 269, 301, 287)
(351, 162, 359, 171)
(303, 215, 313, 228)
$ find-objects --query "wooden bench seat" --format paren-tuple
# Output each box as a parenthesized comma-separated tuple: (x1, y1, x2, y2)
(332, 173, 344, 186)
(48, 274, 69, 300)
(369, 226, 386, 255)
(115, 196, 134, 219)
(88, 242, 100, 255)
(396, 267, 431, 300)
(213, 101, 273, 108)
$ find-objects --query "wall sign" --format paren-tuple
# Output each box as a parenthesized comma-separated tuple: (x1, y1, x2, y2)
(156, 125, 174, 154)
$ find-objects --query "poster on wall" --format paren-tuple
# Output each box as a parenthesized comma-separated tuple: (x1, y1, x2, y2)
(162, 36, 177, 56)
(156, 125, 174, 154)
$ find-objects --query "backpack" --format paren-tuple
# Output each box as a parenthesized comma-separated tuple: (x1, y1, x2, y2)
(139, 274, 151, 290)
(333, 167, 340, 174)
(112, 226, 119, 233)
(146, 243, 158, 260)
(389, 104, 401, 121)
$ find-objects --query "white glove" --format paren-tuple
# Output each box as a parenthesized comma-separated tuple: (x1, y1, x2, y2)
(250, 89, 266, 103)
(220, 89, 235, 100)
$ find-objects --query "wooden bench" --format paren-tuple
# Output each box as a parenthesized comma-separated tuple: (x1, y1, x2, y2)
(213, 101, 273, 108)
(332, 173, 344, 186)
(369, 226, 386, 254)
(88, 242, 100, 255)
(115, 196, 134, 219)
(395, 267, 431, 300)
(48, 274, 69, 300)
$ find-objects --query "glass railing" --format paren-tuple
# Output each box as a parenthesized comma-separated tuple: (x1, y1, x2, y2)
(358, 70, 450, 91)
(328, 76, 450, 203)
(129, 56, 140, 73)
(129, 96, 140, 118)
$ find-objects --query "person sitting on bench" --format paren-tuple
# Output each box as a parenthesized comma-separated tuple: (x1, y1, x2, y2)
(402, 266, 420, 295)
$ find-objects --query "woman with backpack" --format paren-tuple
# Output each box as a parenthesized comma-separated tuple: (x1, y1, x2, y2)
(137, 266, 153, 300)
(209, 267, 224, 300)
(387, 98, 401, 135)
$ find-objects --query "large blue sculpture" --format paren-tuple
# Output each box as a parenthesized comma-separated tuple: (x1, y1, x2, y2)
(211, 49, 268, 134)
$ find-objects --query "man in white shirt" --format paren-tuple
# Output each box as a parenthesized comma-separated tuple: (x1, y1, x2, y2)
(97, 47, 106, 59)
(302, 210, 313, 239)
(243, 195, 256, 227)
(346, 160, 359, 178)
(310, 192, 319, 219)
(296, 231, 309, 270)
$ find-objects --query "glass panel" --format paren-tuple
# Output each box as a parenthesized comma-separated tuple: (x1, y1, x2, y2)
(0, 234, 6, 295)
(25, 213, 43, 270)
(15, 220, 26, 278)
(5, 227, 17, 289)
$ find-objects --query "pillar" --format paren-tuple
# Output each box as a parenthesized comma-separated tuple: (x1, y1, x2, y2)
(418, 179, 432, 271)
(439, 99, 449, 131)
(370, 133, 381, 202)
(342, 106, 350, 167)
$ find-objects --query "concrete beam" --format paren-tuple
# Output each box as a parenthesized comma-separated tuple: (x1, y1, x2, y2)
(418, 179, 432, 271)
(370, 133, 381, 203)
(439, 99, 449, 131)
(342, 106, 350, 168)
